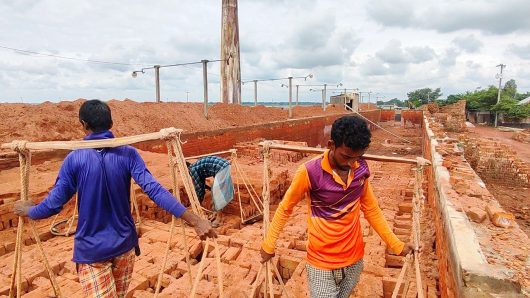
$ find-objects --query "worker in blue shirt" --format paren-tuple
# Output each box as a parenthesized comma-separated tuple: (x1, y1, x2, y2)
(14, 99, 215, 298)
(188, 156, 234, 227)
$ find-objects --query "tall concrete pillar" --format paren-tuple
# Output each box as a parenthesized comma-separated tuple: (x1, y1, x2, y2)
(220, 0, 241, 104)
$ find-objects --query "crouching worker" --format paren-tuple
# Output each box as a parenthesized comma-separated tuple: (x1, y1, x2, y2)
(260, 115, 418, 298)
(187, 156, 235, 227)
(13, 99, 216, 298)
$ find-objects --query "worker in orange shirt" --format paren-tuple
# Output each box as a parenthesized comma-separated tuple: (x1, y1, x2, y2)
(260, 115, 417, 298)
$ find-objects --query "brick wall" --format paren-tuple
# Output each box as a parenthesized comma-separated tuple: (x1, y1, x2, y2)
(135, 112, 380, 157)
(462, 137, 530, 187)
(380, 110, 395, 122)
(401, 110, 423, 127)
(422, 125, 458, 297)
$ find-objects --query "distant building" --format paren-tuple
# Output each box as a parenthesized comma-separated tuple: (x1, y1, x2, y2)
(330, 92, 359, 111)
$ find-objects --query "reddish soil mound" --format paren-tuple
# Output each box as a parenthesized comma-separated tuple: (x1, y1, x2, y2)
(0, 99, 347, 148)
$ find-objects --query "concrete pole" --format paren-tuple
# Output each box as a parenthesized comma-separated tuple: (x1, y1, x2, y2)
(296, 85, 300, 105)
(288, 77, 293, 118)
(220, 0, 241, 104)
(321, 89, 325, 111)
(154, 65, 161, 103)
(253, 80, 257, 106)
(202, 60, 209, 118)
(494, 64, 506, 127)
(323, 84, 327, 111)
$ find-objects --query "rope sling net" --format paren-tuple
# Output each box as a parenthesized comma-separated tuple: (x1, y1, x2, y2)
(2, 129, 429, 298)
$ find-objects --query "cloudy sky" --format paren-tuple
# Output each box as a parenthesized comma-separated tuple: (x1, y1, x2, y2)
(1, 0, 530, 104)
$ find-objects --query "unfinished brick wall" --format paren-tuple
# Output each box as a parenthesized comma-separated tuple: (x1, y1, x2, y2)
(422, 127, 458, 297)
(380, 110, 395, 122)
(401, 110, 423, 127)
(359, 103, 377, 111)
(436, 100, 467, 132)
(462, 137, 530, 187)
(359, 110, 381, 130)
(423, 110, 529, 296)
(135, 114, 346, 157)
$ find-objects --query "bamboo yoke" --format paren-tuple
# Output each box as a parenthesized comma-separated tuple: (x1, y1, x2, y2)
(1, 128, 224, 298)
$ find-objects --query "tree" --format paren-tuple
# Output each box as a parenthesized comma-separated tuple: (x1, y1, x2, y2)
(406, 88, 442, 107)
(377, 98, 405, 107)
(503, 79, 517, 99)
(492, 97, 530, 121)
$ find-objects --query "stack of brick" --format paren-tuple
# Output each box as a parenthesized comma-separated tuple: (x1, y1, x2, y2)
(512, 128, 530, 144)
(436, 100, 467, 132)
(462, 137, 530, 187)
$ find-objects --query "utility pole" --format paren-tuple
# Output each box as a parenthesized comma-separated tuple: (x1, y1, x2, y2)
(253, 80, 257, 106)
(220, 0, 241, 104)
(494, 63, 506, 127)
(202, 60, 209, 118)
(154, 65, 161, 102)
(323, 84, 327, 111)
(296, 85, 300, 105)
(288, 77, 293, 118)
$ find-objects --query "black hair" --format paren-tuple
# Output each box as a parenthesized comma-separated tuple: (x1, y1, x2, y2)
(79, 100, 113, 132)
(331, 115, 371, 150)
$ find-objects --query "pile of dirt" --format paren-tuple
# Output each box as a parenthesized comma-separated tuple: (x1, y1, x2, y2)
(0, 99, 347, 149)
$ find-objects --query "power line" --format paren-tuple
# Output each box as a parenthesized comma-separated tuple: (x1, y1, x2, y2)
(0, 44, 152, 67)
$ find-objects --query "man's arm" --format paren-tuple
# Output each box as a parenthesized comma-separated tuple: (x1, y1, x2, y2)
(260, 165, 310, 262)
(129, 149, 216, 239)
(360, 180, 415, 255)
(15, 154, 77, 219)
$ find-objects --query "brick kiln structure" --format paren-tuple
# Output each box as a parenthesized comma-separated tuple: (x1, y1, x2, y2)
(0, 101, 528, 297)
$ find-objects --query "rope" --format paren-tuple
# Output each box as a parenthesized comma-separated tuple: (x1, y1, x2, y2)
(165, 134, 224, 298)
(231, 150, 263, 224)
(9, 146, 62, 298)
(131, 184, 142, 229)
(50, 194, 78, 237)
(154, 139, 193, 297)
(249, 141, 291, 298)
(344, 104, 412, 143)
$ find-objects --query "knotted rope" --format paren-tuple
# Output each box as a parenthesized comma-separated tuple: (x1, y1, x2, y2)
(9, 142, 62, 298)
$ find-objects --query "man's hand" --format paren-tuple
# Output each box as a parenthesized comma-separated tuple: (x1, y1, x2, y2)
(399, 242, 422, 256)
(14, 200, 34, 217)
(180, 210, 217, 240)
(260, 248, 275, 263)
(193, 218, 217, 240)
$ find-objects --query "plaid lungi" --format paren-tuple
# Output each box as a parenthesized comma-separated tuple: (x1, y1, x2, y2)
(306, 259, 364, 298)
(78, 249, 135, 298)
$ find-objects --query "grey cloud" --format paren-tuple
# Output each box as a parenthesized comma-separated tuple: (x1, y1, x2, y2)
(271, 15, 360, 69)
(365, 0, 530, 34)
(407, 46, 435, 63)
(508, 43, 530, 60)
(375, 40, 435, 65)
(376, 40, 408, 64)
(452, 35, 483, 53)
(359, 57, 407, 77)
(439, 48, 460, 67)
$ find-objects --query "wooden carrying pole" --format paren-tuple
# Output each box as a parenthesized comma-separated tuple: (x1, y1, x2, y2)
(1, 128, 183, 151)
(258, 142, 431, 166)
